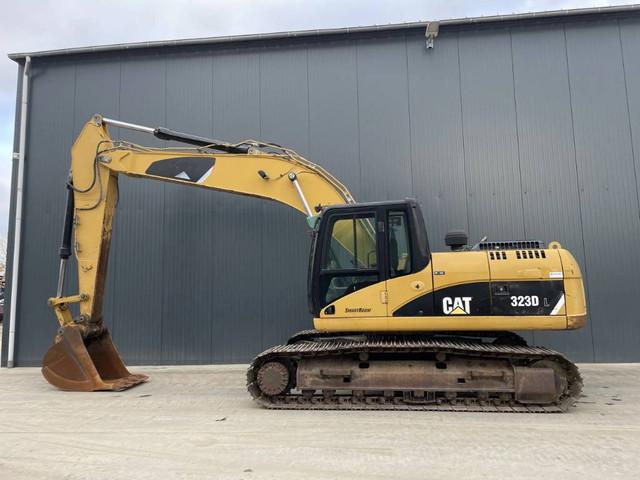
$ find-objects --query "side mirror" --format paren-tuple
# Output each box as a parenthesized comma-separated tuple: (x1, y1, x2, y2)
(445, 230, 468, 251)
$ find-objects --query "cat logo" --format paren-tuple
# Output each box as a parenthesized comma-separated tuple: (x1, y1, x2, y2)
(442, 297, 472, 315)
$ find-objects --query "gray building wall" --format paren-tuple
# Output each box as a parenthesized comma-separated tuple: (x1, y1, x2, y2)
(4, 11, 640, 366)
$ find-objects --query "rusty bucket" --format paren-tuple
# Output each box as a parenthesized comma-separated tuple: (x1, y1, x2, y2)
(42, 325, 147, 391)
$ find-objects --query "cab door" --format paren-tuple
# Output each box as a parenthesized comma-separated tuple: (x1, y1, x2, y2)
(315, 209, 388, 317)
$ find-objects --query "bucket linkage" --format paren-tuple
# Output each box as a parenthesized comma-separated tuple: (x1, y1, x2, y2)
(42, 182, 146, 391)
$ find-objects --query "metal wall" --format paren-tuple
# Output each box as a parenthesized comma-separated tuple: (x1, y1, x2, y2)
(4, 13, 640, 366)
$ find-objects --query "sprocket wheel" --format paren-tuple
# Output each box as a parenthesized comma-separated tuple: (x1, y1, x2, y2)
(256, 361, 290, 396)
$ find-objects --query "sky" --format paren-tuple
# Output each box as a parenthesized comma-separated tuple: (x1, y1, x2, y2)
(0, 0, 636, 247)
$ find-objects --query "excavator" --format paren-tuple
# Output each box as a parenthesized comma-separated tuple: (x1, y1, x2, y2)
(42, 114, 587, 412)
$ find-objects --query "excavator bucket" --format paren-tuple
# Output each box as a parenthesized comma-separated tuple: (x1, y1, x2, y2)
(42, 326, 147, 391)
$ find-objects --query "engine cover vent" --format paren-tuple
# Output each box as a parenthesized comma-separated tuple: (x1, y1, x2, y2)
(489, 251, 507, 260)
(516, 249, 547, 259)
(478, 240, 544, 251)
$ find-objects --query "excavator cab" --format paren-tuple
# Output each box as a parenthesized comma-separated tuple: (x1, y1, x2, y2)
(308, 199, 430, 317)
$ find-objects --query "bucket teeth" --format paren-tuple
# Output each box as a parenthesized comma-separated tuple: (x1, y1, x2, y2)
(42, 325, 147, 392)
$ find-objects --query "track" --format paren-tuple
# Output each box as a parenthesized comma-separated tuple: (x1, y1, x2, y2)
(247, 332, 582, 413)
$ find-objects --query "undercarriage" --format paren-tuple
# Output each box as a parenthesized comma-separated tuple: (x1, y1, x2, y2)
(247, 331, 582, 413)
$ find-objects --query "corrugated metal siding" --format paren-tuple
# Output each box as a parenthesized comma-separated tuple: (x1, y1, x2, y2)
(12, 61, 77, 365)
(5, 14, 640, 366)
(210, 51, 265, 363)
(509, 25, 592, 358)
(407, 33, 467, 249)
(357, 38, 413, 202)
(621, 19, 640, 203)
(564, 21, 640, 362)
(459, 28, 526, 241)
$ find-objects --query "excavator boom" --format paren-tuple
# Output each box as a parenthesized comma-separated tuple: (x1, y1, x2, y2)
(43, 114, 354, 391)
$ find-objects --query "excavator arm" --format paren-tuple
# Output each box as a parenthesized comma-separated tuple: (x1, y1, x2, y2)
(42, 114, 355, 391)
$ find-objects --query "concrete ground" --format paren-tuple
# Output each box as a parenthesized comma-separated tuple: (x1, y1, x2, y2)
(0, 363, 639, 480)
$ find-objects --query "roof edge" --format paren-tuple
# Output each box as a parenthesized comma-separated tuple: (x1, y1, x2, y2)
(9, 3, 640, 61)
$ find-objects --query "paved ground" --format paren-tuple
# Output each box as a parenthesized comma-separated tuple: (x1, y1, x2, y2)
(0, 363, 639, 479)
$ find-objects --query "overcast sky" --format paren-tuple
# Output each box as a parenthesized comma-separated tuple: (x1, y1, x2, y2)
(0, 0, 635, 244)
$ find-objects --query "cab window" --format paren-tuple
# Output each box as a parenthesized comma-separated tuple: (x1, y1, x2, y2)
(319, 213, 378, 304)
(388, 210, 411, 278)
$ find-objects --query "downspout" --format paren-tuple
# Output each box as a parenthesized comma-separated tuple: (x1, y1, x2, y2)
(7, 55, 31, 368)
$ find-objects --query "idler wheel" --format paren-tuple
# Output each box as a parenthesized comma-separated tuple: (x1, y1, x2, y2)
(256, 361, 290, 396)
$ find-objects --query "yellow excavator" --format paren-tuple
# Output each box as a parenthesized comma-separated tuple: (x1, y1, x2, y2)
(43, 114, 587, 412)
